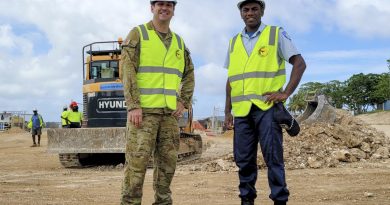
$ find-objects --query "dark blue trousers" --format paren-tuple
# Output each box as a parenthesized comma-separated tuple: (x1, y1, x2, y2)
(234, 105, 289, 202)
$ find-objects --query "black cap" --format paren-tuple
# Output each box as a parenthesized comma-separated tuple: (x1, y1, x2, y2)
(273, 102, 300, 137)
(285, 118, 300, 137)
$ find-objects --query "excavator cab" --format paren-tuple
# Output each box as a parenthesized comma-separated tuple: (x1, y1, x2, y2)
(82, 39, 125, 127)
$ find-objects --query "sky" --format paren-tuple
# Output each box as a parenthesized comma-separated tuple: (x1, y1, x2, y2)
(0, 0, 390, 121)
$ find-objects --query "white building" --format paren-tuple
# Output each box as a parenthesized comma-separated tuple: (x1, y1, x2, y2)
(0, 112, 12, 131)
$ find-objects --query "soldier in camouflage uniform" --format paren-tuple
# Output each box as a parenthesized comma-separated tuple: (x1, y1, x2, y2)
(120, 0, 194, 204)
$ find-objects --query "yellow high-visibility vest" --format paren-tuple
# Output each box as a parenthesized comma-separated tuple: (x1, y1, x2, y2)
(61, 110, 69, 126)
(136, 24, 185, 110)
(68, 111, 82, 123)
(228, 26, 286, 117)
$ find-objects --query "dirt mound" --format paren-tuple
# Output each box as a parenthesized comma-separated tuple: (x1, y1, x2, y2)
(356, 111, 390, 125)
(282, 109, 389, 169)
(186, 109, 390, 172)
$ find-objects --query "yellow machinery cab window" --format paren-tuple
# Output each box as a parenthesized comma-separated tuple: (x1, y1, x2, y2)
(90, 60, 119, 79)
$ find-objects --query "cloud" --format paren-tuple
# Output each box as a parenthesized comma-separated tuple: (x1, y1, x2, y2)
(0, 24, 34, 56)
(194, 63, 227, 96)
(0, 25, 15, 48)
(303, 48, 389, 84)
(307, 49, 390, 60)
(0, 0, 389, 121)
(331, 0, 390, 38)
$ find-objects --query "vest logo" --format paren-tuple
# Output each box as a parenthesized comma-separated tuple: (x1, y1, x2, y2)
(258, 46, 268, 57)
(96, 98, 127, 113)
(176, 49, 182, 59)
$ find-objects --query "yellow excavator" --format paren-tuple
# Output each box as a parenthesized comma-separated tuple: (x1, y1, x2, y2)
(47, 39, 202, 168)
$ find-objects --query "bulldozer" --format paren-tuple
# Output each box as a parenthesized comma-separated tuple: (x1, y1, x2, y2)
(47, 39, 202, 168)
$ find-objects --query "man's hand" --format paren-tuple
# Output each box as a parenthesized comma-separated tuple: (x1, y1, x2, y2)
(172, 101, 185, 118)
(128, 108, 143, 128)
(224, 112, 234, 130)
(263, 91, 289, 104)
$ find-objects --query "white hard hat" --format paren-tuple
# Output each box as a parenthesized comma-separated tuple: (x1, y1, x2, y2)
(33, 108, 38, 112)
(63, 105, 68, 110)
(150, 0, 177, 4)
(237, 0, 265, 9)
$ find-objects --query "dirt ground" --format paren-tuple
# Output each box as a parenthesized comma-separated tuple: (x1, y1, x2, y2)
(356, 111, 390, 137)
(1, 112, 390, 205)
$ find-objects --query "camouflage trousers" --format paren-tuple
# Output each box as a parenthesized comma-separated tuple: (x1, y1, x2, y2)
(121, 113, 180, 205)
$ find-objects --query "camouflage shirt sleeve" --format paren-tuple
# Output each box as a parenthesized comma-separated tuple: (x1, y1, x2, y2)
(121, 27, 141, 111)
(179, 45, 195, 109)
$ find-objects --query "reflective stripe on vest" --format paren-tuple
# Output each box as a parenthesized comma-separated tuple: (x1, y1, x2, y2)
(228, 26, 286, 117)
(137, 24, 185, 110)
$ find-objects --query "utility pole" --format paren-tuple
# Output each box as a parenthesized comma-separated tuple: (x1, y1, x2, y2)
(211, 106, 215, 131)
(211, 106, 222, 132)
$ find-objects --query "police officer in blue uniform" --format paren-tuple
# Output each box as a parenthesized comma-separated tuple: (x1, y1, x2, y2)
(224, 1, 307, 205)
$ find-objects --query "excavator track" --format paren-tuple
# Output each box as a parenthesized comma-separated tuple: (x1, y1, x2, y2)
(59, 154, 82, 168)
(177, 132, 202, 163)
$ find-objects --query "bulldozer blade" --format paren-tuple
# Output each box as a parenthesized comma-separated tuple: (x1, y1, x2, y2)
(47, 127, 202, 167)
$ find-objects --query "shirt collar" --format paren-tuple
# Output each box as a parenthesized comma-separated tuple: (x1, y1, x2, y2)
(147, 21, 172, 40)
(241, 22, 266, 39)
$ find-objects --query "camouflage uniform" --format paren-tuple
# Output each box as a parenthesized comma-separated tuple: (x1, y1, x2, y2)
(120, 21, 195, 205)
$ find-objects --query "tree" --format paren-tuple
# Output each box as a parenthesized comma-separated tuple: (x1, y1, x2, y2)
(287, 91, 306, 114)
(299, 82, 325, 94)
(322, 80, 346, 109)
(373, 72, 390, 102)
(344, 73, 381, 113)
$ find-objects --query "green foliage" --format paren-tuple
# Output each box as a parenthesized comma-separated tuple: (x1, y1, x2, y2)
(373, 72, 390, 101)
(287, 82, 324, 114)
(387, 59, 390, 69)
(343, 73, 382, 113)
(322, 80, 345, 109)
(288, 68, 390, 114)
(287, 91, 306, 114)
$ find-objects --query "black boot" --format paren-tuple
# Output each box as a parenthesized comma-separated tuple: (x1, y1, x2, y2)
(274, 200, 286, 205)
(241, 198, 254, 205)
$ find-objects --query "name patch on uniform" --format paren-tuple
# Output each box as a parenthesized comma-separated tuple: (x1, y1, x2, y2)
(100, 83, 123, 91)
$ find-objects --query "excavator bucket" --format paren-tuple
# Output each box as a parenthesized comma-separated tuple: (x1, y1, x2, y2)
(296, 93, 336, 124)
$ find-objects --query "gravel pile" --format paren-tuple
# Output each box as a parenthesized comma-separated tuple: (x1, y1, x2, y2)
(181, 109, 390, 172)
(282, 109, 389, 169)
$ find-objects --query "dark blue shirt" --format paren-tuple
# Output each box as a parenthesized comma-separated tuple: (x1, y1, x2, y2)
(31, 115, 41, 129)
